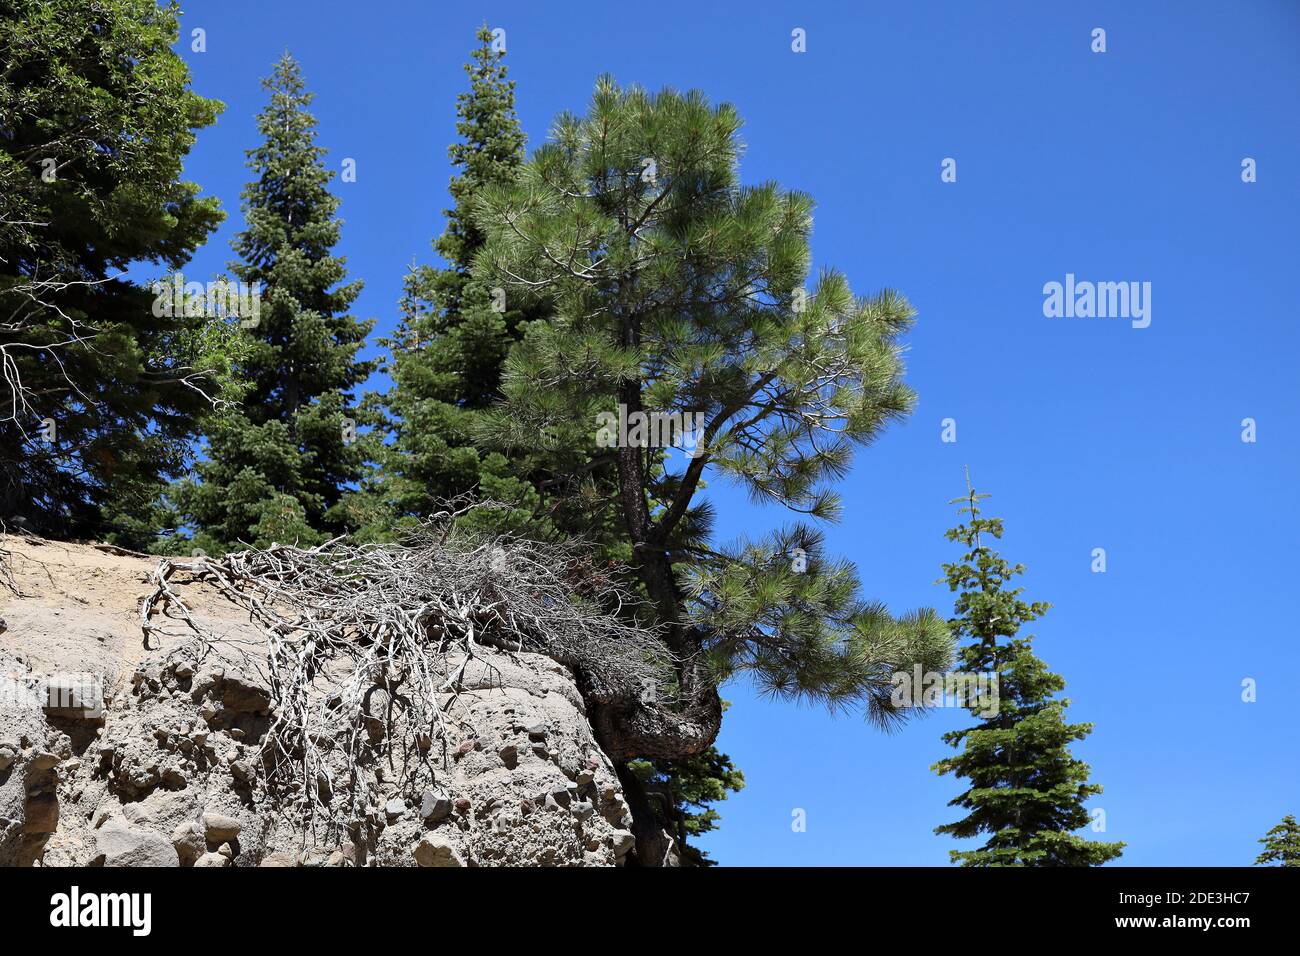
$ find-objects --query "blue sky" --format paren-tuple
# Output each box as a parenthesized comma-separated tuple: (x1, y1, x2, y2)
(168, 0, 1299, 865)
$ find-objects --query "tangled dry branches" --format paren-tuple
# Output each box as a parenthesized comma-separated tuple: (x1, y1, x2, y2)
(139, 514, 675, 837)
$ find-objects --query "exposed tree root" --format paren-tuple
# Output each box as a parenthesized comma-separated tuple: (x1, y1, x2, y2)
(137, 509, 697, 842)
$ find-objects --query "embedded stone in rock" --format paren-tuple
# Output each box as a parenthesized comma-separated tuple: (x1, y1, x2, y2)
(44, 673, 104, 718)
(161, 766, 187, 789)
(413, 834, 465, 868)
(525, 723, 547, 741)
(172, 820, 206, 866)
(543, 783, 576, 809)
(30, 751, 61, 771)
(221, 672, 270, 713)
(610, 829, 636, 857)
(122, 802, 155, 827)
(95, 822, 180, 867)
(202, 811, 242, 844)
(420, 789, 452, 823)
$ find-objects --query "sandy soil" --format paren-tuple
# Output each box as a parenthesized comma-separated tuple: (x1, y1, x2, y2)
(0, 535, 244, 684)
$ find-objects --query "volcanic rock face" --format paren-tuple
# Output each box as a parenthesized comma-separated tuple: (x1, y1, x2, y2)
(0, 537, 636, 867)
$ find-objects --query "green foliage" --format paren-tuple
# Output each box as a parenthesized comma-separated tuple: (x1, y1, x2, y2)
(0, 0, 227, 544)
(348, 25, 542, 540)
(691, 525, 952, 725)
(932, 480, 1125, 866)
(175, 54, 375, 552)
(472, 76, 951, 711)
(1254, 814, 1300, 866)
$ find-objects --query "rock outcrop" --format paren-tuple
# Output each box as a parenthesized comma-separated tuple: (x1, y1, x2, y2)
(0, 537, 637, 866)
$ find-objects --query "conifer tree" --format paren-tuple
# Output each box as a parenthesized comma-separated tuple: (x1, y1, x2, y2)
(176, 54, 374, 552)
(474, 78, 950, 736)
(349, 25, 541, 538)
(933, 478, 1125, 866)
(1254, 814, 1300, 866)
(0, 0, 234, 545)
(472, 78, 952, 861)
(355, 47, 749, 861)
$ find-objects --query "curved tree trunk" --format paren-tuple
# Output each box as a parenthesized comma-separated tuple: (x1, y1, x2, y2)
(585, 664, 722, 762)
(585, 659, 722, 867)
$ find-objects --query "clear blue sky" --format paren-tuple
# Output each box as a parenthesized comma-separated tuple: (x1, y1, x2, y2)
(169, 0, 1299, 865)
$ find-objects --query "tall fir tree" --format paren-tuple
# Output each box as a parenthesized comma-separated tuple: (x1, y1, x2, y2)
(0, 0, 237, 546)
(176, 54, 374, 552)
(348, 25, 541, 539)
(933, 478, 1125, 866)
(1254, 814, 1300, 866)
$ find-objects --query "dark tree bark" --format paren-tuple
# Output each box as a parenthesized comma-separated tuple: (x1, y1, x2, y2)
(614, 760, 678, 867)
(586, 669, 722, 762)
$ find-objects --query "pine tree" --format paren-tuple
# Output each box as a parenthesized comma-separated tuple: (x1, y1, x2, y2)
(348, 25, 541, 539)
(932, 477, 1125, 866)
(472, 78, 951, 862)
(176, 54, 374, 552)
(0, 0, 235, 545)
(1254, 814, 1300, 866)
(474, 78, 951, 735)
